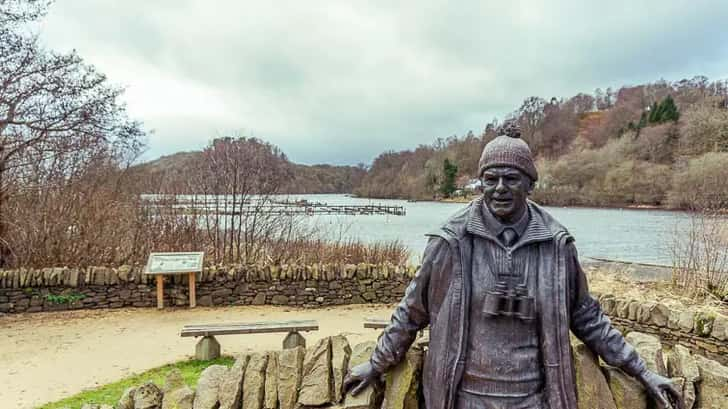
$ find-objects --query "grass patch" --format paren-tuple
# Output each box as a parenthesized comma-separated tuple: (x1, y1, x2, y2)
(38, 356, 234, 409)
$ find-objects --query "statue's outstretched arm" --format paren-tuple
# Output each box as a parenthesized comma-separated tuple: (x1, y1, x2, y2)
(344, 236, 450, 396)
(567, 242, 684, 409)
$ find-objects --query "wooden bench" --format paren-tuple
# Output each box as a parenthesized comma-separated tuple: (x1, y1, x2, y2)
(363, 318, 390, 329)
(363, 318, 429, 345)
(181, 319, 319, 360)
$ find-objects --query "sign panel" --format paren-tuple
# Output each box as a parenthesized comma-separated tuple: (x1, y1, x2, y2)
(144, 252, 204, 275)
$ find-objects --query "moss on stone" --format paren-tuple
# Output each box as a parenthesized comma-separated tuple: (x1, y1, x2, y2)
(695, 312, 716, 337)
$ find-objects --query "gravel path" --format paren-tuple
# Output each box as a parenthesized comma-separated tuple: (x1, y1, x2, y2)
(0, 304, 395, 408)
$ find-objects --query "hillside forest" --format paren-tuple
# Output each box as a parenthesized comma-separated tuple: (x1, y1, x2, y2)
(354, 78, 728, 210)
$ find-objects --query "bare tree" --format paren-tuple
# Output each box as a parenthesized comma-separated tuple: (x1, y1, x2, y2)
(0, 0, 143, 265)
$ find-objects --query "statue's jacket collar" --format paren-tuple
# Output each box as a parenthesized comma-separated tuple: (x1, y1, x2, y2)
(423, 198, 578, 409)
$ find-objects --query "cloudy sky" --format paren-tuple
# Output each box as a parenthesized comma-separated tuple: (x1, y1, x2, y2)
(38, 0, 728, 165)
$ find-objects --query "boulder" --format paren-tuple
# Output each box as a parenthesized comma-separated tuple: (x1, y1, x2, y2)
(603, 366, 647, 409)
(219, 355, 250, 409)
(667, 344, 700, 382)
(331, 335, 352, 403)
(625, 332, 666, 376)
(694, 354, 728, 409)
(193, 364, 228, 409)
(383, 344, 423, 409)
(277, 346, 305, 409)
(637, 302, 656, 324)
(298, 337, 333, 406)
(668, 308, 692, 331)
(133, 382, 163, 409)
(264, 351, 279, 409)
(243, 353, 269, 409)
(343, 342, 382, 409)
(647, 303, 669, 327)
(711, 313, 728, 341)
(118, 387, 136, 409)
(667, 344, 700, 409)
(162, 387, 195, 409)
(572, 342, 617, 409)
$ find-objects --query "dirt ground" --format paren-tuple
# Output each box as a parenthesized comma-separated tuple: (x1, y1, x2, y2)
(0, 304, 396, 409)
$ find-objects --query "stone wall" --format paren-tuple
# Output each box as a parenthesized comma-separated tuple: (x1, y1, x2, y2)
(593, 292, 728, 366)
(1, 264, 727, 366)
(80, 332, 727, 409)
(0, 264, 415, 313)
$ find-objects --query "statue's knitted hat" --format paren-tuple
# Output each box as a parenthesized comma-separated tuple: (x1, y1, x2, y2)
(478, 121, 538, 181)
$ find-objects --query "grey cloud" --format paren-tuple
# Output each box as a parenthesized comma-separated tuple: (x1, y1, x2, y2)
(39, 0, 728, 165)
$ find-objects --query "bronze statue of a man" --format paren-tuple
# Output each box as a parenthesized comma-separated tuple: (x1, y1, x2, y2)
(344, 122, 683, 409)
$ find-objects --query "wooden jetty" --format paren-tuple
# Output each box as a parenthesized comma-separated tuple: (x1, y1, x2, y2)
(215, 203, 406, 216)
(143, 197, 406, 216)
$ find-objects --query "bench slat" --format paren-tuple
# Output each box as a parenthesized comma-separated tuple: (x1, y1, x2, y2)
(363, 318, 390, 329)
(183, 319, 317, 329)
(180, 320, 319, 337)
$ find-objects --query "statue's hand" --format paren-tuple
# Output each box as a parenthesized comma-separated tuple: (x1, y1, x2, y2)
(343, 361, 381, 397)
(637, 369, 685, 409)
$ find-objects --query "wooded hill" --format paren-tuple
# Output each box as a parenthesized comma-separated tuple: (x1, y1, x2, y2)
(354, 77, 728, 210)
(131, 147, 366, 195)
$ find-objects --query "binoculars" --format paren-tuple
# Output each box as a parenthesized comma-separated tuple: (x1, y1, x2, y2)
(482, 282, 536, 321)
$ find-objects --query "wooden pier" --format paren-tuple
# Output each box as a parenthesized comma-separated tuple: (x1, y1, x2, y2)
(143, 197, 406, 216)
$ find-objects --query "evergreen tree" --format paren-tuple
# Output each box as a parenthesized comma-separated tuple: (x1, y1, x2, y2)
(658, 95, 680, 122)
(440, 158, 458, 198)
(648, 102, 660, 123)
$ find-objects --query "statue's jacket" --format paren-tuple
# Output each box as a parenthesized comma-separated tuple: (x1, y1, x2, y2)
(370, 199, 647, 409)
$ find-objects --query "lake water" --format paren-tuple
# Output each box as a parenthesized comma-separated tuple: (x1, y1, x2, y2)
(289, 194, 689, 266)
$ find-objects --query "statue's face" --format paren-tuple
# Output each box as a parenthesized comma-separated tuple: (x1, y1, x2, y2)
(481, 166, 533, 223)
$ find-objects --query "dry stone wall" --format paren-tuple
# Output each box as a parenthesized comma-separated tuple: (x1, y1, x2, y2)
(0, 263, 415, 313)
(0, 264, 726, 366)
(593, 292, 728, 366)
(87, 333, 727, 409)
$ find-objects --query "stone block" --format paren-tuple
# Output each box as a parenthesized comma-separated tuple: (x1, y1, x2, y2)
(193, 364, 227, 409)
(648, 303, 669, 327)
(572, 342, 617, 409)
(219, 355, 250, 409)
(667, 344, 700, 383)
(162, 386, 195, 409)
(384, 344, 423, 409)
(271, 295, 289, 305)
(264, 352, 279, 409)
(252, 292, 266, 305)
(343, 341, 382, 409)
(694, 354, 728, 409)
(710, 313, 727, 341)
(298, 337, 333, 406)
(117, 387, 136, 409)
(625, 332, 666, 376)
(277, 346, 305, 409)
(331, 335, 352, 403)
(243, 353, 269, 409)
(603, 365, 647, 409)
(134, 381, 163, 409)
(195, 336, 221, 361)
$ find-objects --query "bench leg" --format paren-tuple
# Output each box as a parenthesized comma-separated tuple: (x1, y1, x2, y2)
(195, 336, 220, 360)
(282, 331, 306, 349)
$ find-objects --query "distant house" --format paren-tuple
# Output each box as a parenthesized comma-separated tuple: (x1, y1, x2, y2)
(464, 178, 483, 192)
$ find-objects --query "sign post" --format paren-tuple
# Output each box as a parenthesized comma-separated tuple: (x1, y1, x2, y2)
(144, 252, 204, 309)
